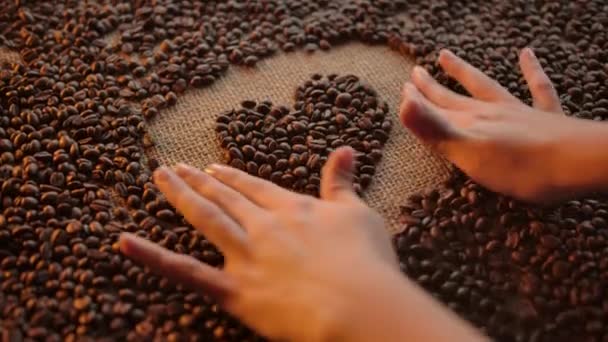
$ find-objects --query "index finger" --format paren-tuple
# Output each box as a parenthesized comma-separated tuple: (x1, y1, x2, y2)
(154, 167, 249, 257)
(204, 163, 306, 209)
(519, 48, 563, 113)
(439, 49, 520, 104)
(411, 66, 478, 110)
(119, 233, 235, 302)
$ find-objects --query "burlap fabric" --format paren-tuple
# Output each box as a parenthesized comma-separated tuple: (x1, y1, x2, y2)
(145, 42, 453, 234)
(0, 48, 20, 64)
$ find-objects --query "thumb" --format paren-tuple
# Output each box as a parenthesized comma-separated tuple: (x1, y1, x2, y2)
(320, 146, 359, 203)
(399, 83, 460, 155)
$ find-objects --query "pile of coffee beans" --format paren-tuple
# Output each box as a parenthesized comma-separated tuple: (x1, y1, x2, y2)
(387, 0, 608, 120)
(394, 173, 608, 341)
(0, 0, 607, 340)
(215, 74, 391, 197)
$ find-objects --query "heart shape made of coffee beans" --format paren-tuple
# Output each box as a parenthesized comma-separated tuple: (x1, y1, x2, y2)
(215, 74, 392, 197)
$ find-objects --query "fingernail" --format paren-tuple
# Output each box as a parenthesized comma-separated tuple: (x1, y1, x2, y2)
(403, 82, 416, 94)
(118, 233, 134, 252)
(204, 163, 225, 175)
(413, 66, 428, 79)
(524, 47, 535, 58)
(174, 163, 194, 176)
(153, 166, 170, 183)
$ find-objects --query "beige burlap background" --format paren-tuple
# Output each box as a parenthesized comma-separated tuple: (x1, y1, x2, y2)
(0, 48, 20, 64)
(145, 42, 453, 234)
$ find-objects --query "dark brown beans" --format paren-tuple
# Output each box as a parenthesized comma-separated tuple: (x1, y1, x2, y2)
(215, 74, 390, 196)
(2, 0, 608, 341)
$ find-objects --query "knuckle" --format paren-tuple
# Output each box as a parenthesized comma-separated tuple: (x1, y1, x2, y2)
(158, 252, 177, 270)
(293, 196, 315, 211)
(212, 192, 236, 207)
(227, 168, 242, 183)
(282, 214, 310, 231)
(532, 77, 554, 93)
(249, 217, 277, 241)
(174, 192, 192, 212)
(324, 181, 343, 194)
(195, 179, 213, 194)
(255, 213, 275, 227)
(231, 171, 257, 191)
(180, 172, 198, 184)
(216, 165, 236, 179)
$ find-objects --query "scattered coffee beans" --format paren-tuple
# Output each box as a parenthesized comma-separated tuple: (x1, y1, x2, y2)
(395, 172, 608, 341)
(0, 0, 607, 340)
(215, 74, 391, 196)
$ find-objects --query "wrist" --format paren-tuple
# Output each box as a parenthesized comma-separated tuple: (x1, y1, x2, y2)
(314, 265, 400, 342)
(549, 118, 608, 198)
(318, 265, 487, 342)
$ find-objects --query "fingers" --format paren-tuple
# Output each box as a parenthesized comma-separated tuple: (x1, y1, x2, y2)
(438, 49, 519, 104)
(154, 167, 249, 256)
(320, 146, 359, 203)
(400, 83, 461, 156)
(120, 233, 235, 302)
(519, 48, 563, 113)
(174, 164, 266, 228)
(202, 163, 305, 209)
(411, 66, 477, 110)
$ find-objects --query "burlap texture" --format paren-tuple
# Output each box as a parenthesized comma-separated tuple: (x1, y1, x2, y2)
(146, 42, 452, 234)
(0, 47, 20, 64)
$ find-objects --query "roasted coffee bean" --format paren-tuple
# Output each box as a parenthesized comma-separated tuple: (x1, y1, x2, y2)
(293, 166, 308, 178)
(335, 93, 352, 107)
(73, 296, 92, 311)
(540, 234, 561, 249)
(258, 164, 273, 179)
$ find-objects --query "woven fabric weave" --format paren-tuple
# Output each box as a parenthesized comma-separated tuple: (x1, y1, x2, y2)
(0, 48, 20, 64)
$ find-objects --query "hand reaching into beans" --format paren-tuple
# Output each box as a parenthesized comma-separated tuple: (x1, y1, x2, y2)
(401, 48, 608, 204)
(120, 146, 485, 342)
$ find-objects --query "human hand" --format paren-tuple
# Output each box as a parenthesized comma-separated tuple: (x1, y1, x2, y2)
(119, 147, 403, 341)
(401, 48, 606, 203)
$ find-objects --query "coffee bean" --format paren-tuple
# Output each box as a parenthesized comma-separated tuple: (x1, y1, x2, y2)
(293, 166, 308, 178)
(156, 209, 175, 221)
(73, 296, 92, 311)
(179, 314, 195, 328)
(552, 260, 570, 278)
(335, 93, 352, 107)
(72, 243, 88, 257)
(258, 164, 272, 179)
(540, 234, 561, 250)
(0, 139, 13, 152)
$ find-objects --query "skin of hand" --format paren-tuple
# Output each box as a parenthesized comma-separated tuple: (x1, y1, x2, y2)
(119, 147, 486, 342)
(401, 47, 608, 203)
